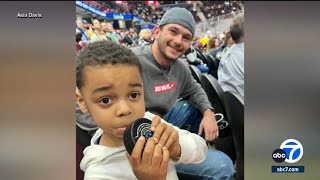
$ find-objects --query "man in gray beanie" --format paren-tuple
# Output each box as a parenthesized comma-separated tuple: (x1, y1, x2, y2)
(158, 7, 196, 36)
(132, 7, 234, 180)
(76, 7, 234, 180)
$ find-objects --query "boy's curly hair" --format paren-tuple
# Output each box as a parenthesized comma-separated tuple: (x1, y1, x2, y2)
(76, 41, 142, 90)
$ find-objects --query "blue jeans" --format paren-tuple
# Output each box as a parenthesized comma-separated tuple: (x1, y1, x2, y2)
(163, 100, 203, 136)
(176, 150, 234, 180)
(164, 100, 235, 180)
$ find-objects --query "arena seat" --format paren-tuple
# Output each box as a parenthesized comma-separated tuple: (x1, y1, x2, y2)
(224, 91, 244, 180)
(76, 125, 92, 180)
(205, 55, 220, 79)
(76, 143, 84, 180)
(201, 74, 236, 163)
(189, 65, 202, 85)
(195, 48, 208, 63)
(201, 73, 226, 117)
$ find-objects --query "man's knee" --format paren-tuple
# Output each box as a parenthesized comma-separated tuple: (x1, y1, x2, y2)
(206, 149, 235, 179)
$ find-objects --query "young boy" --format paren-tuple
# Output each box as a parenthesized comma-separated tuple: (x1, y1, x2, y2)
(76, 41, 208, 180)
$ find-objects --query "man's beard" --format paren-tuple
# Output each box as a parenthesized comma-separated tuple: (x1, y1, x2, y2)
(157, 36, 183, 62)
(157, 41, 176, 62)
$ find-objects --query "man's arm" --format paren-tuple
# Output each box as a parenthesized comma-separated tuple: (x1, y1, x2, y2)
(179, 63, 213, 114)
(179, 63, 219, 141)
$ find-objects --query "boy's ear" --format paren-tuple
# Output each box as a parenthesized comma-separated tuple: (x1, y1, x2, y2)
(76, 87, 88, 113)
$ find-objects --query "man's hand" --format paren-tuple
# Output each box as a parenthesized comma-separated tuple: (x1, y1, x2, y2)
(198, 110, 219, 141)
(151, 116, 181, 160)
(126, 136, 169, 180)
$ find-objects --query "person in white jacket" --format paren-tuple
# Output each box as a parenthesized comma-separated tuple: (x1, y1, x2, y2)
(76, 40, 207, 179)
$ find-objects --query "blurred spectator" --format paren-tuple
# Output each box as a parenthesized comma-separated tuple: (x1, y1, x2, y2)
(76, 32, 87, 54)
(100, 22, 111, 41)
(206, 37, 225, 60)
(90, 19, 108, 43)
(138, 29, 153, 46)
(115, 29, 123, 40)
(102, 22, 120, 44)
(220, 31, 234, 57)
(76, 20, 90, 43)
(199, 37, 209, 48)
(123, 30, 133, 46)
(184, 46, 209, 73)
(207, 30, 213, 39)
(218, 14, 244, 98)
(82, 20, 93, 38)
(206, 37, 220, 54)
(132, 31, 139, 45)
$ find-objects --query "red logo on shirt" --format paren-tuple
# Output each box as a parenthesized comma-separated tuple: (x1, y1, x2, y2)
(154, 81, 176, 94)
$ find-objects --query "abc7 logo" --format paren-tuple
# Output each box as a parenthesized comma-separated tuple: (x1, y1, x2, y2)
(272, 149, 286, 163)
(272, 139, 303, 163)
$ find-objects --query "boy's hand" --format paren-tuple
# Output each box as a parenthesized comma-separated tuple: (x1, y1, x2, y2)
(151, 116, 181, 160)
(126, 136, 169, 180)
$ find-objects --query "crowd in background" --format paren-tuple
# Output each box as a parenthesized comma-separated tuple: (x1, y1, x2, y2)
(76, 1, 243, 51)
(76, 16, 239, 79)
(76, 0, 244, 85)
(201, 1, 242, 20)
(76, 17, 228, 54)
(76, 19, 153, 53)
(83, 1, 243, 24)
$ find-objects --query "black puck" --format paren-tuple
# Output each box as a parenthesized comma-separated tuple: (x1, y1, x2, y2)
(123, 118, 153, 155)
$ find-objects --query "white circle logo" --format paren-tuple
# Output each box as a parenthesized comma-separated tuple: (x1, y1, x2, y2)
(280, 139, 303, 163)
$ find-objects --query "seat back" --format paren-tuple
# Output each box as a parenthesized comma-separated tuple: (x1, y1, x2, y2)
(195, 48, 207, 63)
(201, 74, 227, 116)
(76, 143, 84, 180)
(212, 56, 220, 69)
(224, 91, 244, 180)
(189, 65, 202, 84)
(201, 74, 236, 162)
(205, 55, 220, 79)
(206, 55, 217, 70)
(76, 125, 93, 180)
(76, 43, 83, 54)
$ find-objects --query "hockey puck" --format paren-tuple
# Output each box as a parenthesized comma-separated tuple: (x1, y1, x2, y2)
(123, 118, 153, 155)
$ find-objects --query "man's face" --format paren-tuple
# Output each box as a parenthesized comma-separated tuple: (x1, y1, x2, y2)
(76, 64, 145, 146)
(227, 38, 234, 47)
(76, 20, 83, 29)
(101, 23, 108, 32)
(215, 39, 220, 47)
(107, 23, 114, 32)
(154, 24, 192, 61)
(93, 20, 101, 30)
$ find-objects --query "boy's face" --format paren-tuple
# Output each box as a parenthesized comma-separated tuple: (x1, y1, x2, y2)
(76, 64, 145, 146)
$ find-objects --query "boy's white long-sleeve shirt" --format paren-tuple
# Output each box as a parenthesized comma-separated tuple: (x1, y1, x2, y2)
(80, 112, 208, 180)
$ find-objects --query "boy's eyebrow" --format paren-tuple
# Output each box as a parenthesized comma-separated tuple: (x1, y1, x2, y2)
(129, 83, 143, 88)
(91, 83, 142, 94)
(92, 85, 112, 94)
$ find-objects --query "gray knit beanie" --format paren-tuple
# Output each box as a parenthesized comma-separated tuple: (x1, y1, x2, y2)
(159, 7, 196, 37)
